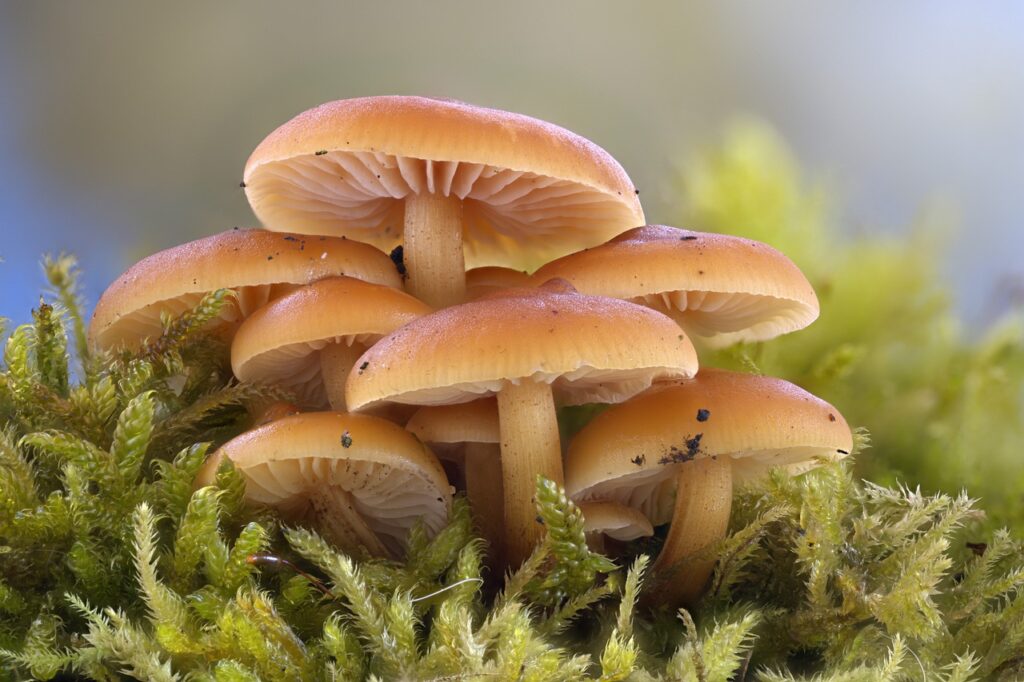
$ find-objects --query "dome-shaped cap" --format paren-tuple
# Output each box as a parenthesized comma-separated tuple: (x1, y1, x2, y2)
(579, 501, 654, 541)
(465, 266, 532, 300)
(196, 412, 451, 555)
(90, 229, 401, 350)
(243, 96, 644, 269)
(405, 398, 500, 445)
(251, 401, 302, 427)
(565, 369, 852, 525)
(531, 225, 818, 347)
(346, 280, 699, 411)
(232, 276, 432, 408)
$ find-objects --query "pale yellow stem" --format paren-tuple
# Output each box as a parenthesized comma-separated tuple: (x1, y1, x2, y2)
(497, 380, 563, 566)
(464, 442, 503, 562)
(403, 194, 466, 308)
(320, 342, 366, 411)
(651, 456, 733, 606)
(310, 485, 392, 558)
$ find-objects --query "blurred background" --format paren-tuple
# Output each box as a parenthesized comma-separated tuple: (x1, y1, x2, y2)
(2, 2, 1023, 325)
(1, 2, 1022, 527)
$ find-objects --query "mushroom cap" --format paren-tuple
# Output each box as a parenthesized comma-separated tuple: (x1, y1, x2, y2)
(405, 398, 500, 445)
(565, 369, 852, 525)
(578, 501, 654, 541)
(196, 411, 451, 550)
(346, 280, 699, 411)
(465, 266, 532, 300)
(530, 225, 819, 347)
(243, 96, 645, 269)
(252, 401, 303, 427)
(90, 229, 401, 350)
(232, 276, 432, 408)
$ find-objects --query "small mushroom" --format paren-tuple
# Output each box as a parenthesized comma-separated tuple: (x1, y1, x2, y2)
(346, 279, 698, 565)
(243, 96, 644, 307)
(565, 369, 852, 606)
(578, 501, 654, 554)
(90, 228, 400, 351)
(195, 412, 451, 558)
(231, 276, 432, 411)
(250, 400, 302, 427)
(531, 225, 818, 347)
(465, 266, 532, 300)
(406, 399, 503, 557)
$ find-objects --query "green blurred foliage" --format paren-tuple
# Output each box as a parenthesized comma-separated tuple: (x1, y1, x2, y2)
(677, 120, 1024, 532)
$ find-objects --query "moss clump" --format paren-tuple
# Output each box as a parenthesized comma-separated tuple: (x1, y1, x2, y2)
(680, 120, 1024, 535)
(0, 259, 1022, 680)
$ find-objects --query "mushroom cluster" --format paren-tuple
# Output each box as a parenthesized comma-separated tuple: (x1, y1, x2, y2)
(89, 96, 851, 605)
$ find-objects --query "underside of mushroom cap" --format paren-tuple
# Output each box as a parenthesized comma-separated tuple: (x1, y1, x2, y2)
(531, 225, 819, 347)
(345, 282, 698, 411)
(565, 369, 852, 524)
(243, 96, 645, 269)
(196, 412, 452, 554)
(90, 229, 400, 350)
(232, 276, 432, 408)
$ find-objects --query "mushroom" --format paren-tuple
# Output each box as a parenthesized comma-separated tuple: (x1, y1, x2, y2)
(577, 501, 654, 555)
(346, 279, 698, 565)
(465, 266, 532, 300)
(530, 225, 818, 347)
(242, 96, 644, 307)
(565, 369, 852, 605)
(231, 276, 432, 411)
(406, 399, 502, 556)
(89, 228, 400, 351)
(195, 412, 451, 558)
(250, 400, 302, 427)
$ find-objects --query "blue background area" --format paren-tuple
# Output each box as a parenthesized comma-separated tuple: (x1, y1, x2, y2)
(1, 2, 1021, 328)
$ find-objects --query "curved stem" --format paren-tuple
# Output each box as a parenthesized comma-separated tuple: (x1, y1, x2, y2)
(651, 456, 733, 606)
(320, 342, 366, 411)
(310, 485, 392, 558)
(403, 194, 466, 308)
(497, 380, 563, 567)
(464, 442, 503, 564)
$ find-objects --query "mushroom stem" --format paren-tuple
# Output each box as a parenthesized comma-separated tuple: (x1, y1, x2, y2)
(311, 485, 392, 558)
(320, 342, 366, 411)
(651, 456, 733, 606)
(403, 194, 466, 308)
(464, 442, 504, 562)
(584, 532, 607, 555)
(497, 380, 563, 566)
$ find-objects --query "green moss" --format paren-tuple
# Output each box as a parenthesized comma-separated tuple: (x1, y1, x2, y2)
(679, 119, 1024, 535)
(1, 133, 1023, 678)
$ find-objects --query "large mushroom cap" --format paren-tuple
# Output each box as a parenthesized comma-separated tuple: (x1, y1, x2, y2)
(531, 225, 819, 347)
(346, 281, 699, 411)
(90, 229, 400, 350)
(243, 96, 644, 269)
(196, 412, 451, 555)
(565, 369, 852, 525)
(232, 276, 432, 408)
